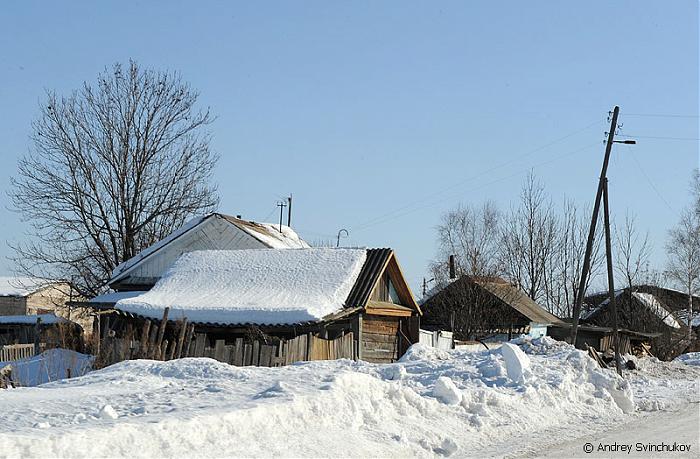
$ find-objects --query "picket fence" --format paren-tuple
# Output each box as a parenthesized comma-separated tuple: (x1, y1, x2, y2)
(0, 344, 38, 362)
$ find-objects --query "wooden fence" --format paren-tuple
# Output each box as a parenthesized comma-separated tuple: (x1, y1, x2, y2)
(0, 344, 37, 362)
(99, 329, 355, 368)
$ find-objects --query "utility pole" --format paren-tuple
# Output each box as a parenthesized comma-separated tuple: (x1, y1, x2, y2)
(287, 194, 293, 227)
(570, 106, 620, 345)
(277, 200, 287, 233)
(570, 105, 636, 364)
(602, 178, 622, 376)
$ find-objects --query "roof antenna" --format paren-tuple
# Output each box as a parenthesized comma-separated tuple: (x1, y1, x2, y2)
(336, 229, 349, 247)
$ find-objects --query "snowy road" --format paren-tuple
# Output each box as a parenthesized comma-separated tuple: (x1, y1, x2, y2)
(541, 403, 699, 458)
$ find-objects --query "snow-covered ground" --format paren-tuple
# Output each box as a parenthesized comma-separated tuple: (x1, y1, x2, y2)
(1, 349, 93, 387)
(0, 338, 697, 458)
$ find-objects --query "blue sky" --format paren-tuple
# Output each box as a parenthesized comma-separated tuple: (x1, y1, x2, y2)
(0, 1, 698, 292)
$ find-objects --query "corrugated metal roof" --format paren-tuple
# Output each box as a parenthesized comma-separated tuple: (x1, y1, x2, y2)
(344, 248, 392, 308)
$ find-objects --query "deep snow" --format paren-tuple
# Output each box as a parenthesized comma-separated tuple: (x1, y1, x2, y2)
(0, 349, 93, 387)
(0, 338, 697, 458)
(116, 248, 367, 325)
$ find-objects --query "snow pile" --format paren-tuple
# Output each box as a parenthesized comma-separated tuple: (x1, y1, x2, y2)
(632, 292, 682, 328)
(0, 277, 53, 297)
(116, 248, 368, 325)
(674, 352, 700, 366)
(1, 348, 93, 387)
(500, 343, 530, 383)
(432, 376, 462, 405)
(1, 337, 694, 457)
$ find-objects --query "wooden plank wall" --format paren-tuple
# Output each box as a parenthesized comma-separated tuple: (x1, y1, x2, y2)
(98, 321, 355, 368)
(361, 316, 400, 363)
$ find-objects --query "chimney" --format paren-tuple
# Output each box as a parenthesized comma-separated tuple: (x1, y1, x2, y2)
(449, 255, 456, 279)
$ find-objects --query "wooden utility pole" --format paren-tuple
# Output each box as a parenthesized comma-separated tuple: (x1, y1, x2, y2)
(602, 178, 622, 376)
(570, 106, 620, 345)
(277, 200, 287, 232)
(287, 194, 293, 227)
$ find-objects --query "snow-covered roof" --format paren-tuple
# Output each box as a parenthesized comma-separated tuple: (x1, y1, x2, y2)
(90, 291, 145, 303)
(632, 292, 682, 329)
(110, 213, 310, 284)
(0, 314, 66, 325)
(115, 248, 368, 325)
(0, 277, 55, 297)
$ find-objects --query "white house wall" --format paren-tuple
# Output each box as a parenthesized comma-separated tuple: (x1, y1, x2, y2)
(116, 216, 268, 287)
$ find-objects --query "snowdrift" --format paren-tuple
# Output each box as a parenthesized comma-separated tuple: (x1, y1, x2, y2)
(0, 348, 93, 387)
(0, 337, 697, 458)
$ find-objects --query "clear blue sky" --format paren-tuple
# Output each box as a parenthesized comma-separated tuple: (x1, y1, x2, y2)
(1, 1, 698, 292)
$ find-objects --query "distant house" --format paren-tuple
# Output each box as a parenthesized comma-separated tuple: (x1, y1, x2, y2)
(583, 285, 698, 359)
(108, 213, 310, 291)
(82, 248, 421, 365)
(0, 277, 90, 342)
(420, 275, 566, 341)
(0, 277, 70, 317)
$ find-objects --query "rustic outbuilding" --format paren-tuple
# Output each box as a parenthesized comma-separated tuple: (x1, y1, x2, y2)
(420, 275, 566, 341)
(82, 247, 421, 366)
(583, 285, 697, 359)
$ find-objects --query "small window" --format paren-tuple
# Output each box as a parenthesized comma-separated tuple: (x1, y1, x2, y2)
(388, 279, 401, 304)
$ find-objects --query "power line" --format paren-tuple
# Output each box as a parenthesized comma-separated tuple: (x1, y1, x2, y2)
(349, 119, 601, 231)
(618, 134, 699, 141)
(626, 145, 678, 217)
(351, 142, 599, 232)
(623, 113, 699, 119)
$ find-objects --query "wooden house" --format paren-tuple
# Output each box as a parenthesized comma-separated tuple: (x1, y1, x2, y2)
(0, 277, 70, 316)
(420, 275, 566, 341)
(583, 285, 697, 359)
(80, 248, 421, 366)
(109, 213, 309, 291)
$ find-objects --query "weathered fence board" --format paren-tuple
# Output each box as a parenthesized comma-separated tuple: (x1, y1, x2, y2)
(97, 318, 355, 369)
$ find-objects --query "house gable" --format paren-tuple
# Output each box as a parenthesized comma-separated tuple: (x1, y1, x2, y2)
(364, 252, 420, 317)
(110, 215, 268, 290)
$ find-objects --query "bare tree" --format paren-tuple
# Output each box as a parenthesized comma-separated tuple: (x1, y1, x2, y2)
(430, 201, 501, 284)
(666, 209, 700, 341)
(543, 199, 604, 318)
(614, 211, 653, 289)
(499, 173, 558, 304)
(9, 61, 219, 296)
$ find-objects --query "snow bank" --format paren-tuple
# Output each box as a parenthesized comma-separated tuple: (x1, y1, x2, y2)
(675, 352, 700, 366)
(116, 248, 367, 325)
(0, 338, 697, 458)
(1, 348, 93, 387)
